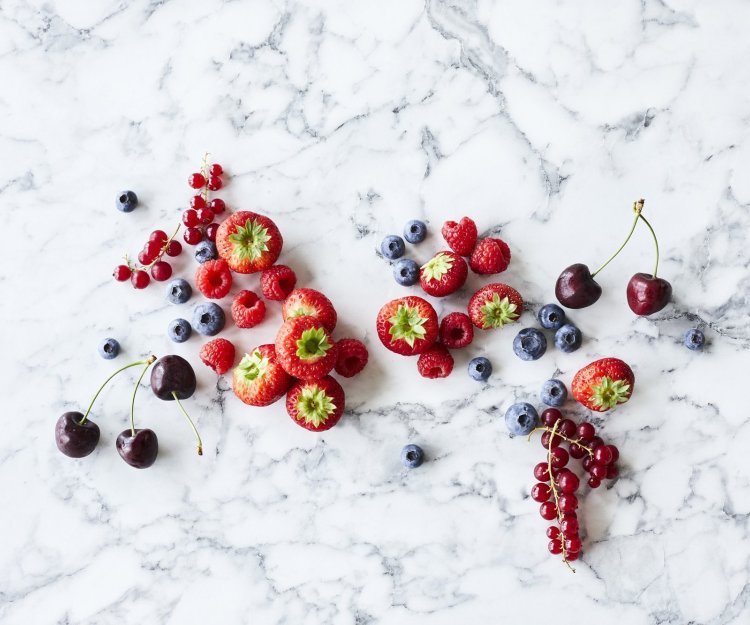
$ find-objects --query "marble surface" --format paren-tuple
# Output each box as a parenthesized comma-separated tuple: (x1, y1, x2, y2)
(2, 0, 750, 623)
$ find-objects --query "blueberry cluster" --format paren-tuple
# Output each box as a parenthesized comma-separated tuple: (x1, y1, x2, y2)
(379, 220, 427, 287)
(511, 303, 583, 361)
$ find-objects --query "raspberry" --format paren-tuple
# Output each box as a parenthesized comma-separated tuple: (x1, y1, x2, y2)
(195, 259, 232, 299)
(469, 238, 511, 275)
(231, 290, 266, 328)
(334, 338, 369, 378)
(441, 217, 478, 256)
(439, 312, 474, 349)
(199, 338, 236, 374)
(260, 265, 297, 301)
(417, 344, 454, 379)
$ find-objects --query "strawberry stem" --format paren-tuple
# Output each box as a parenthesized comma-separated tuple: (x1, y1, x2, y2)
(637, 213, 660, 278)
(171, 392, 203, 456)
(591, 199, 645, 278)
(130, 359, 155, 435)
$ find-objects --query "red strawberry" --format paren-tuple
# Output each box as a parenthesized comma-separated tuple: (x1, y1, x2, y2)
(420, 251, 468, 297)
(469, 238, 511, 275)
(468, 283, 523, 329)
(376, 296, 438, 356)
(442, 217, 478, 256)
(231, 290, 266, 328)
(571, 358, 635, 412)
(282, 288, 337, 332)
(286, 375, 345, 432)
(275, 316, 337, 380)
(439, 312, 474, 349)
(199, 338, 235, 374)
(195, 259, 233, 299)
(334, 338, 369, 378)
(216, 211, 283, 274)
(260, 264, 297, 301)
(232, 344, 292, 407)
(417, 344, 454, 378)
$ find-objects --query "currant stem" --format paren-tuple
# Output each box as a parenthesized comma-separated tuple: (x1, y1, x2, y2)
(130, 360, 154, 435)
(141, 222, 182, 271)
(172, 392, 203, 456)
(201, 151, 211, 203)
(546, 419, 575, 572)
(79, 355, 157, 425)
(638, 213, 660, 278)
(591, 199, 645, 278)
(528, 426, 594, 457)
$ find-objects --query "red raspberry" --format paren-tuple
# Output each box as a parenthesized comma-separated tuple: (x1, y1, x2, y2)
(195, 259, 232, 299)
(439, 312, 474, 349)
(334, 338, 369, 378)
(231, 290, 266, 328)
(260, 265, 297, 301)
(199, 338, 236, 374)
(417, 344, 454, 379)
(469, 238, 511, 275)
(441, 217, 478, 256)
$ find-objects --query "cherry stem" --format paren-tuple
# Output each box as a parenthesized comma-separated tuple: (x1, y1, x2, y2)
(172, 392, 203, 456)
(79, 355, 156, 425)
(130, 360, 154, 436)
(638, 213, 660, 278)
(591, 199, 645, 278)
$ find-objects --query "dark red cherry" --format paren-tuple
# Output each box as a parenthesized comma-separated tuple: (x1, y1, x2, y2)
(626, 272, 672, 315)
(116, 428, 158, 468)
(150, 355, 196, 400)
(555, 263, 602, 309)
(55, 411, 100, 458)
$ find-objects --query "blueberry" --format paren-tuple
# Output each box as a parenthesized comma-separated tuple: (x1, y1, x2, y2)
(468, 357, 492, 381)
(168, 318, 192, 343)
(193, 302, 225, 336)
(554, 324, 582, 353)
(538, 303, 565, 330)
(116, 190, 138, 213)
(684, 328, 705, 351)
(505, 402, 539, 436)
(98, 338, 120, 359)
(401, 444, 424, 468)
(380, 235, 405, 260)
(512, 328, 547, 361)
(403, 220, 427, 244)
(541, 379, 567, 407)
(166, 278, 192, 304)
(195, 240, 218, 264)
(393, 258, 420, 286)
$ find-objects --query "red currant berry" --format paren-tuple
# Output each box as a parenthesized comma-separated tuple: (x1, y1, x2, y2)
(204, 223, 218, 241)
(558, 419, 576, 438)
(569, 443, 586, 459)
(131, 269, 150, 289)
(558, 494, 578, 514)
(207, 175, 222, 190)
(541, 431, 561, 449)
(151, 261, 172, 281)
(560, 516, 579, 536)
(149, 230, 168, 244)
(541, 408, 561, 427)
(565, 536, 582, 553)
(197, 208, 215, 225)
(209, 198, 225, 213)
(594, 445, 614, 465)
(607, 445, 620, 463)
(582, 456, 594, 472)
(539, 501, 557, 521)
(546, 526, 560, 539)
(588, 476, 601, 488)
(548, 538, 563, 555)
(566, 550, 580, 561)
(531, 482, 552, 503)
(606, 465, 619, 480)
(590, 436, 604, 449)
(165, 240, 182, 257)
(577, 422, 595, 441)
(190, 195, 207, 209)
(184, 227, 203, 245)
(113, 265, 132, 281)
(590, 463, 607, 480)
(138, 249, 154, 265)
(557, 471, 580, 494)
(534, 462, 550, 482)
(144, 240, 162, 258)
(209, 163, 223, 176)
(183, 209, 199, 228)
(188, 173, 206, 189)
(550, 446, 569, 469)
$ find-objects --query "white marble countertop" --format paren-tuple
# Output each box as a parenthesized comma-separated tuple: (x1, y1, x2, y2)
(2, 1, 749, 623)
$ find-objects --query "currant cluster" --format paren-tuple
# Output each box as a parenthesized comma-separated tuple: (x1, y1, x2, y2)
(530, 407, 620, 568)
(182, 160, 226, 246)
(113, 228, 183, 289)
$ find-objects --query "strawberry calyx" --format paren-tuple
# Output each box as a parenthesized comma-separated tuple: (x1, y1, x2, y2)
(479, 294, 519, 328)
(421, 253, 454, 282)
(589, 376, 631, 409)
(388, 304, 428, 347)
(295, 385, 336, 427)
(228, 218, 271, 263)
(236, 350, 269, 382)
(295, 327, 332, 360)
(288, 303, 317, 318)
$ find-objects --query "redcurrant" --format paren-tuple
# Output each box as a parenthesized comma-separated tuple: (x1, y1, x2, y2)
(590, 463, 607, 480)
(190, 195, 207, 209)
(565, 536, 582, 553)
(560, 516, 579, 536)
(149, 230, 168, 244)
(144, 240, 162, 258)
(558, 494, 578, 514)
(588, 476, 601, 488)
(557, 471, 580, 494)
(577, 422, 595, 441)
(138, 249, 153, 265)
(607, 445, 620, 463)
(183, 209, 199, 228)
(184, 227, 203, 245)
(548, 538, 563, 555)
(131, 270, 150, 289)
(569, 443, 586, 459)
(151, 261, 172, 281)
(533, 462, 550, 482)
(209, 198, 225, 213)
(558, 419, 576, 438)
(541, 408, 561, 427)
(550, 446, 569, 469)
(113, 265, 131, 281)
(197, 207, 215, 225)
(207, 175, 222, 191)
(539, 502, 557, 520)
(205, 223, 218, 241)
(209, 163, 223, 176)
(188, 173, 206, 189)
(541, 431, 561, 449)
(546, 526, 560, 539)
(606, 465, 619, 480)
(590, 436, 604, 449)
(582, 457, 594, 472)
(594, 445, 614, 465)
(531, 482, 552, 503)
(165, 240, 182, 256)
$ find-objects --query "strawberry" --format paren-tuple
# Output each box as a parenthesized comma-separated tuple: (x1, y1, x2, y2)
(417, 344, 454, 378)
(468, 283, 523, 329)
(275, 316, 337, 380)
(469, 238, 511, 275)
(199, 338, 235, 375)
(260, 264, 297, 301)
(286, 375, 345, 432)
(419, 251, 468, 297)
(571, 358, 635, 412)
(216, 211, 283, 274)
(334, 338, 369, 378)
(441, 217, 478, 256)
(232, 344, 292, 407)
(376, 296, 438, 356)
(195, 259, 233, 299)
(282, 288, 337, 332)
(231, 290, 266, 328)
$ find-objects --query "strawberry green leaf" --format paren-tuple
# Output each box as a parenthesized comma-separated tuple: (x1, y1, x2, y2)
(421, 253, 453, 282)
(228, 218, 271, 263)
(589, 376, 631, 410)
(388, 304, 427, 347)
(479, 294, 519, 328)
(296, 385, 336, 427)
(288, 304, 317, 318)
(295, 327, 332, 360)
(236, 349, 269, 382)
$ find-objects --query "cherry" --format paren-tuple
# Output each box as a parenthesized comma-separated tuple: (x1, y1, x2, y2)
(207, 175, 222, 191)
(627, 273, 672, 315)
(190, 195, 207, 209)
(116, 429, 158, 469)
(55, 412, 100, 458)
(131, 270, 150, 289)
(113, 265, 131, 281)
(209, 163, 223, 176)
(204, 223, 218, 241)
(531, 482, 552, 502)
(183, 209, 199, 228)
(188, 173, 206, 189)
(151, 261, 172, 281)
(555, 263, 602, 309)
(149, 230, 168, 244)
(165, 240, 182, 257)
(209, 198, 225, 214)
(184, 227, 203, 245)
